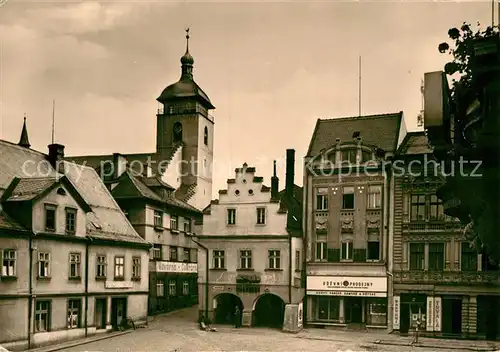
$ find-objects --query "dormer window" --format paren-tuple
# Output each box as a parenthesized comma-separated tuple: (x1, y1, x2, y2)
(45, 205, 56, 232)
(341, 149, 357, 164)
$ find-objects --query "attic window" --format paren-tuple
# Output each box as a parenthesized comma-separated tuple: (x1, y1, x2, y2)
(235, 190, 240, 195)
(57, 188, 66, 196)
(352, 131, 360, 138)
(90, 220, 102, 230)
(248, 189, 254, 195)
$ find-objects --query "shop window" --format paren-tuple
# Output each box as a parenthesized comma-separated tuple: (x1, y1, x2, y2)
(316, 296, 340, 321)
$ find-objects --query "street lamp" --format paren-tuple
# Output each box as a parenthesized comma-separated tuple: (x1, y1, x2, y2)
(190, 237, 209, 320)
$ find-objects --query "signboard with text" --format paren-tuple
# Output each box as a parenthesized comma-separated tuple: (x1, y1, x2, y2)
(393, 296, 400, 330)
(155, 261, 197, 273)
(306, 276, 387, 297)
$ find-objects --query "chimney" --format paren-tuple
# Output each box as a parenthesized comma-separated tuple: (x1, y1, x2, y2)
(48, 143, 65, 173)
(271, 160, 279, 199)
(285, 149, 295, 198)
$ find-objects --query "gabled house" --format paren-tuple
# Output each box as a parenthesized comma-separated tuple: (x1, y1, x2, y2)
(108, 168, 203, 315)
(0, 120, 150, 351)
(197, 149, 304, 331)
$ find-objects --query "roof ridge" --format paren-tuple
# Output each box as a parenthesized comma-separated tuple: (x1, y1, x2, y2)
(318, 111, 402, 123)
(0, 139, 47, 156)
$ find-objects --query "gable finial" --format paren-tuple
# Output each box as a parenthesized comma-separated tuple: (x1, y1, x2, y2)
(19, 114, 31, 148)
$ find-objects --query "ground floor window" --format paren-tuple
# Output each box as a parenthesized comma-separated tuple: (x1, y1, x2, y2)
(35, 300, 51, 332)
(314, 296, 340, 322)
(183, 281, 189, 295)
(365, 297, 387, 326)
(67, 299, 81, 329)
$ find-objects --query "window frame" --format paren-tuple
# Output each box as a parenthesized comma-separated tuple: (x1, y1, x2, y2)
(295, 250, 301, 271)
(156, 281, 165, 297)
(428, 242, 445, 271)
(132, 256, 141, 280)
(366, 241, 380, 261)
(410, 194, 426, 222)
(69, 252, 81, 279)
(239, 250, 252, 269)
(213, 250, 225, 269)
(67, 299, 81, 329)
(409, 242, 425, 271)
(65, 207, 77, 234)
(342, 187, 355, 210)
(367, 185, 382, 209)
(182, 281, 189, 295)
(35, 300, 51, 332)
(96, 254, 107, 279)
(154, 210, 163, 228)
(44, 204, 57, 232)
(170, 246, 178, 261)
(114, 256, 125, 280)
(316, 241, 327, 262)
(316, 194, 329, 211)
(183, 248, 190, 262)
(2, 249, 17, 277)
(256, 207, 266, 225)
(170, 215, 179, 231)
(341, 149, 357, 164)
(341, 241, 353, 261)
(227, 208, 236, 225)
(38, 252, 51, 279)
(168, 280, 176, 296)
(268, 250, 281, 269)
(460, 242, 478, 271)
(151, 244, 162, 260)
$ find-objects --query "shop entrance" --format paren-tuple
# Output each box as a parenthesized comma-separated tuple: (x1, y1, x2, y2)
(111, 297, 127, 330)
(442, 297, 462, 335)
(345, 297, 363, 324)
(400, 293, 427, 334)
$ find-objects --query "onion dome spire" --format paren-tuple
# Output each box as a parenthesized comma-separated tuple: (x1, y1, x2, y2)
(180, 28, 194, 80)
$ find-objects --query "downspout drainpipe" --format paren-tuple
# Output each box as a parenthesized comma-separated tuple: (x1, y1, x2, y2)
(191, 238, 209, 319)
(288, 226, 292, 304)
(28, 232, 33, 350)
(85, 238, 91, 337)
(385, 161, 394, 333)
(302, 162, 309, 326)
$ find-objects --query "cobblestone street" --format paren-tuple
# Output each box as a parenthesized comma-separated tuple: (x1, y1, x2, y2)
(60, 307, 498, 352)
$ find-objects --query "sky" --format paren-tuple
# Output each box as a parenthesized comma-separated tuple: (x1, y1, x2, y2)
(0, 0, 493, 195)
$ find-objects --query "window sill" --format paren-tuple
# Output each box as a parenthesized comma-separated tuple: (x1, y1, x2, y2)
(68, 276, 81, 281)
(256, 223, 266, 226)
(341, 209, 354, 212)
(131, 277, 141, 282)
(237, 268, 254, 272)
(154, 226, 164, 232)
(340, 260, 353, 263)
(366, 259, 381, 263)
(170, 229, 179, 234)
(366, 208, 381, 211)
(210, 268, 227, 271)
(0, 276, 17, 281)
(66, 231, 76, 236)
(45, 228, 56, 232)
(95, 276, 106, 281)
(37, 276, 51, 281)
(114, 277, 125, 281)
(265, 268, 283, 271)
(295, 269, 301, 272)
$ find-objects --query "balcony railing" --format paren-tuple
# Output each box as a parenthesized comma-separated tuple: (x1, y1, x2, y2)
(394, 270, 500, 284)
(402, 220, 463, 232)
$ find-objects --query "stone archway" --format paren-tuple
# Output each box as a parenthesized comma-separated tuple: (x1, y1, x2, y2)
(213, 293, 243, 325)
(252, 293, 286, 328)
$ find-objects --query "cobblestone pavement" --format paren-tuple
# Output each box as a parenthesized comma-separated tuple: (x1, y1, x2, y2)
(63, 307, 493, 352)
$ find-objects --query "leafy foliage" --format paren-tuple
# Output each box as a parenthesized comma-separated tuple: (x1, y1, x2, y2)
(438, 22, 499, 103)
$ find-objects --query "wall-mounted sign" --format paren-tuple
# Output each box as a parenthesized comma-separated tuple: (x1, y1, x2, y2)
(306, 276, 387, 297)
(105, 281, 133, 289)
(155, 261, 197, 273)
(434, 297, 441, 332)
(393, 296, 400, 330)
(426, 296, 434, 331)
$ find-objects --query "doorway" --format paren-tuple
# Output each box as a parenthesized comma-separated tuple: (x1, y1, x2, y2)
(442, 298, 462, 335)
(213, 293, 243, 325)
(95, 298, 107, 329)
(253, 294, 285, 328)
(111, 297, 127, 330)
(345, 298, 363, 323)
(400, 303, 410, 334)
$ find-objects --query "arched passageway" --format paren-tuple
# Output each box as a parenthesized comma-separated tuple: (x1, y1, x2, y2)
(252, 293, 285, 328)
(213, 293, 243, 325)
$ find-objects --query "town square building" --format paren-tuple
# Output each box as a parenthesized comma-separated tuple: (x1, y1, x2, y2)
(391, 131, 500, 339)
(0, 121, 150, 350)
(303, 112, 405, 329)
(198, 150, 304, 330)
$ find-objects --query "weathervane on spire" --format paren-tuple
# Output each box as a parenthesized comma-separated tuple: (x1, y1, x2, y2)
(185, 27, 190, 52)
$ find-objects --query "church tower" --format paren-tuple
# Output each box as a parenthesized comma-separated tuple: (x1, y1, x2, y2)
(156, 29, 215, 211)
